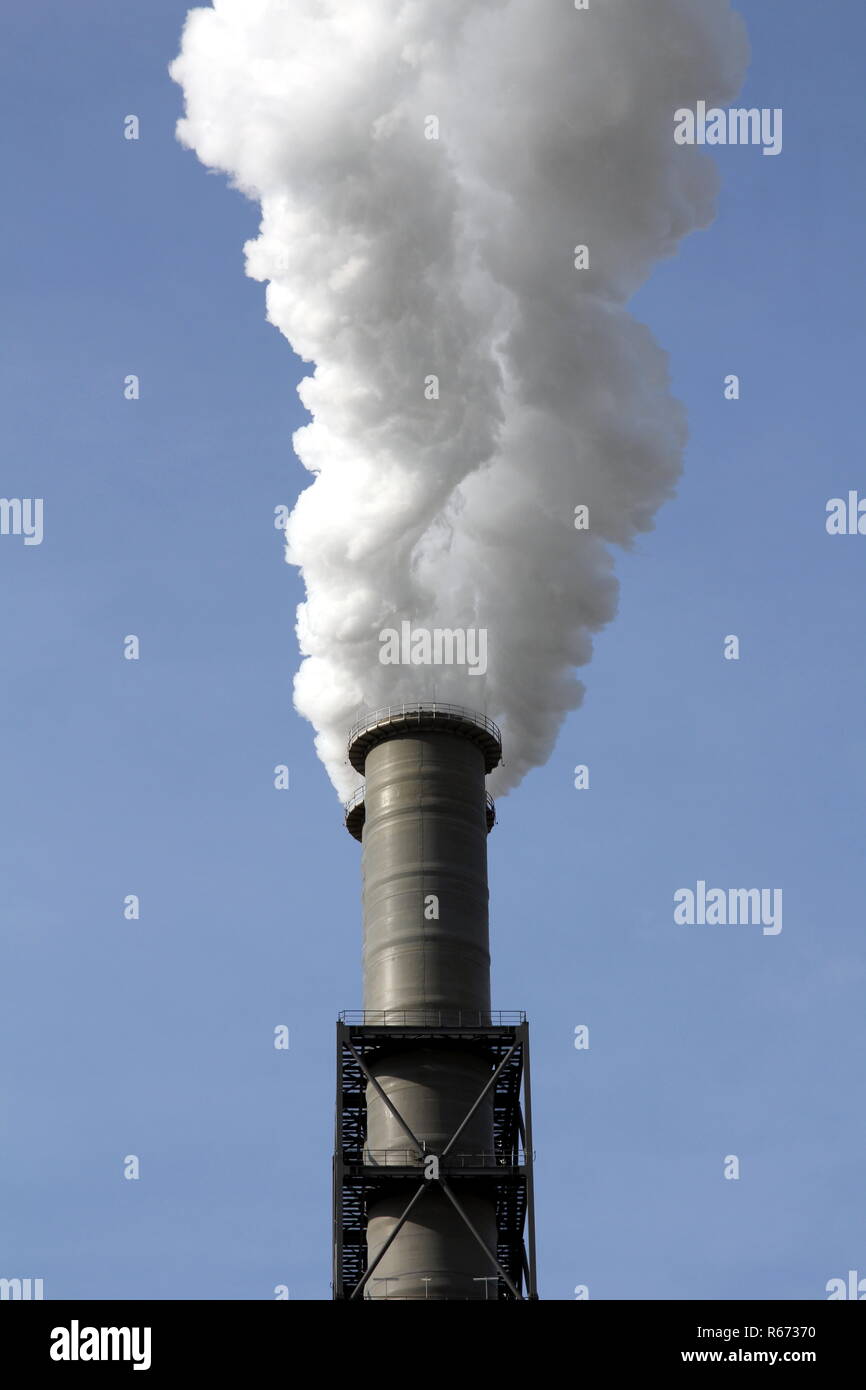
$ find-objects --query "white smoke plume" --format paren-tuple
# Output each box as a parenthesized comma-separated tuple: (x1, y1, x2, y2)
(171, 0, 748, 800)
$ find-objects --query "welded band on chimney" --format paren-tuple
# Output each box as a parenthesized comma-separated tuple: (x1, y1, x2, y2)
(347, 702, 502, 775)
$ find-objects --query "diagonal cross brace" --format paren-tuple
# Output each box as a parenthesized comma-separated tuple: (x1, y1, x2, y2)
(439, 1178, 523, 1299)
(348, 1182, 428, 1300)
(440, 1041, 518, 1160)
(345, 1038, 426, 1161)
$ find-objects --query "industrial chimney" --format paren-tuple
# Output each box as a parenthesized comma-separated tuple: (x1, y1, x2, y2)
(333, 704, 537, 1300)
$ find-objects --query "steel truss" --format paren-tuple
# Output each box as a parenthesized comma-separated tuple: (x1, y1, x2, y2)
(333, 1017, 538, 1300)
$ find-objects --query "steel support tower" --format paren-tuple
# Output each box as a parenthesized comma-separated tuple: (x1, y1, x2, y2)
(333, 703, 538, 1300)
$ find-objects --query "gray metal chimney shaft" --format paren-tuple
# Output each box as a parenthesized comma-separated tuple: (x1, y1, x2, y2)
(347, 705, 501, 1300)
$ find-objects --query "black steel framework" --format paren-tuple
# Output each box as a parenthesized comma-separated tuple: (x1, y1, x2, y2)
(333, 1015, 538, 1300)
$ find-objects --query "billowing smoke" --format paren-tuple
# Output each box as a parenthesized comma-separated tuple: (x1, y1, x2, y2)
(171, 0, 748, 800)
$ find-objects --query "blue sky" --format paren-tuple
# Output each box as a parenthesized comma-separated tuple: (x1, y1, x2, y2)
(2, 1, 864, 1300)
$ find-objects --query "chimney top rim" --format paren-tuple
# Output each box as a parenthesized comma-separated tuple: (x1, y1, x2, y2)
(347, 702, 502, 775)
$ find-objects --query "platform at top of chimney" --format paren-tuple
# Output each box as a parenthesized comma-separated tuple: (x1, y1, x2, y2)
(346, 701, 502, 775)
(344, 785, 496, 842)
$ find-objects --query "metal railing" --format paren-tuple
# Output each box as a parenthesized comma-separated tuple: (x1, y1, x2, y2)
(360, 1292, 493, 1300)
(359, 1149, 527, 1168)
(348, 702, 501, 748)
(343, 785, 495, 824)
(339, 1009, 525, 1027)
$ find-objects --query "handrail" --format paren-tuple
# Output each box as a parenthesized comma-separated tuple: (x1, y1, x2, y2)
(358, 1149, 527, 1168)
(348, 702, 501, 747)
(339, 1009, 525, 1026)
(343, 786, 495, 824)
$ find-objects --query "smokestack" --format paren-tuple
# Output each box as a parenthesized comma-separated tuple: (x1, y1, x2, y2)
(334, 704, 537, 1300)
(170, 0, 750, 1307)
